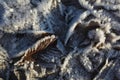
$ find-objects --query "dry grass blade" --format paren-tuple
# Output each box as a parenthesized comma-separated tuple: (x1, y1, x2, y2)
(16, 30, 54, 38)
(113, 45, 120, 50)
(15, 35, 57, 65)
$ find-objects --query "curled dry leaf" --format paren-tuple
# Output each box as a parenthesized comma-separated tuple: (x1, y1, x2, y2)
(65, 20, 101, 47)
(15, 34, 57, 66)
(64, 10, 91, 45)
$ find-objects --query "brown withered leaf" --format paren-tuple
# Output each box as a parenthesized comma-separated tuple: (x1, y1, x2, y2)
(15, 34, 57, 66)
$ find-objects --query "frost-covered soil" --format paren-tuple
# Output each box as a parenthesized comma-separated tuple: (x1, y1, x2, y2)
(0, 0, 120, 80)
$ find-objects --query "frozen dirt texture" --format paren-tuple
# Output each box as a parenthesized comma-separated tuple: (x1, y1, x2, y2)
(0, 0, 120, 80)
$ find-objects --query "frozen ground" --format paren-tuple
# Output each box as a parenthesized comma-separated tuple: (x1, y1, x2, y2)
(0, 0, 120, 80)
